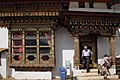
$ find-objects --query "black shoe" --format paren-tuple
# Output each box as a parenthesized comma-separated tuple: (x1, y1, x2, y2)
(104, 76, 108, 79)
(87, 70, 89, 73)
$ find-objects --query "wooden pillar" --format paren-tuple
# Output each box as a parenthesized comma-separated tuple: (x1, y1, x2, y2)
(73, 34, 80, 67)
(8, 30, 11, 64)
(109, 36, 116, 64)
(22, 30, 25, 64)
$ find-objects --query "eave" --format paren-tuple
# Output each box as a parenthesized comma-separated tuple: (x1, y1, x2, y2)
(0, 0, 69, 4)
(0, 0, 120, 4)
(62, 11, 120, 18)
(0, 48, 8, 53)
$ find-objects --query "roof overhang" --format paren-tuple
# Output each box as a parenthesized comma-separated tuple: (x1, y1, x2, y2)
(0, 0, 119, 4)
(0, 48, 8, 53)
(69, 8, 120, 13)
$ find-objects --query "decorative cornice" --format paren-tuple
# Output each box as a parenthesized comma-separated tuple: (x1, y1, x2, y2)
(69, 19, 119, 28)
(0, 11, 59, 17)
(62, 11, 120, 18)
(0, 3, 69, 12)
(1, 16, 58, 25)
(67, 17, 119, 36)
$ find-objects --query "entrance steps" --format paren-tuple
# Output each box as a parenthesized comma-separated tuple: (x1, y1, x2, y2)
(76, 69, 119, 80)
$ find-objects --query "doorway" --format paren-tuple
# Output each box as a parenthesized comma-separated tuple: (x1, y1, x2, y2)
(79, 35, 98, 68)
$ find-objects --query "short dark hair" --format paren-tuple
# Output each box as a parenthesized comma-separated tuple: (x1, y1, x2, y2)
(104, 54, 109, 57)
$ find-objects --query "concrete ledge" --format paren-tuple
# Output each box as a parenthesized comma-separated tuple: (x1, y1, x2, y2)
(12, 69, 52, 80)
(69, 8, 120, 13)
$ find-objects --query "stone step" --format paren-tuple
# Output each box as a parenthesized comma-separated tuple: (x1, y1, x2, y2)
(79, 73, 99, 77)
(77, 75, 119, 80)
(80, 69, 98, 73)
(73, 69, 99, 77)
(75, 69, 119, 80)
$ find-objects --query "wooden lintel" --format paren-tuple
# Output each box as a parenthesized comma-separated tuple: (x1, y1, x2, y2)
(62, 11, 120, 18)
(0, 0, 69, 4)
(10, 66, 54, 71)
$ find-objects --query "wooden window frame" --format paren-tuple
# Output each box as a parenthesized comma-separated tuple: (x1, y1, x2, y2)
(8, 27, 55, 69)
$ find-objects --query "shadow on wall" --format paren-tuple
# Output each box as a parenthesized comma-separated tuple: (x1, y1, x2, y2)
(52, 27, 74, 78)
(0, 73, 3, 79)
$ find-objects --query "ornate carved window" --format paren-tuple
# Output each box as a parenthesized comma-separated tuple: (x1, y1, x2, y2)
(8, 27, 55, 70)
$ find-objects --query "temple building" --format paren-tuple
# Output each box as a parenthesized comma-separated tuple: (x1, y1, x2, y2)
(0, 0, 120, 79)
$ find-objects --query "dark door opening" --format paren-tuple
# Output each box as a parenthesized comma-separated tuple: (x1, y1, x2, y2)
(79, 35, 98, 68)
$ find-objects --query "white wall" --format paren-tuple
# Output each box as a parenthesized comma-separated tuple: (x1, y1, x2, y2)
(0, 28, 8, 48)
(52, 27, 74, 78)
(69, 2, 79, 8)
(85, 2, 107, 9)
(97, 31, 120, 58)
(115, 30, 120, 56)
(112, 4, 120, 10)
(94, 3, 107, 9)
(69, 2, 120, 13)
(97, 37, 110, 59)
(12, 69, 51, 80)
(0, 28, 12, 78)
(0, 52, 11, 78)
(52, 28, 120, 78)
(0, 52, 7, 78)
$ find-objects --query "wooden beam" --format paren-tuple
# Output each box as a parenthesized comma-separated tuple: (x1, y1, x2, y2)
(106, 2, 112, 9)
(89, 0, 94, 8)
(69, 0, 112, 3)
(62, 11, 120, 18)
(79, 2, 85, 8)
(106, 0, 115, 9)
(106, 0, 120, 9)
(0, 0, 115, 4)
(0, 0, 69, 4)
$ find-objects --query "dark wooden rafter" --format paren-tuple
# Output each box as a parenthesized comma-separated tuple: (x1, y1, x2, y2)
(79, 2, 85, 8)
(0, 0, 120, 11)
(0, 3, 69, 12)
(0, 0, 69, 4)
(70, 0, 112, 3)
(0, 2, 65, 27)
(70, 0, 120, 4)
(0, 16, 59, 29)
(0, 1, 69, 27)
(1, 16, 58, 25)
(89, 0, 94, 8)
(106, 2, 112, 9)
(62, 11, 120, 17)
(62, 11, 120, 36)
(106, 0, 120, 9)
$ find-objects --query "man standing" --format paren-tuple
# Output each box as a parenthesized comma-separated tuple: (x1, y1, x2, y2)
(82, 46, 92, 73)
